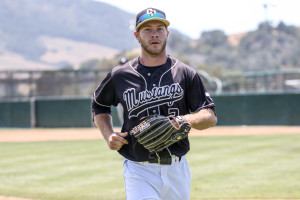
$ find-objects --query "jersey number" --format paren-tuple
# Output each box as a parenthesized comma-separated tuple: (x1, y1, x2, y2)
(168, 108, 179, 116)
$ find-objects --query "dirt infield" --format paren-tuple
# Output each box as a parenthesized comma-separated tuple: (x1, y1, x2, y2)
(0, 197, 33, 200)
(0, 126, 299, 142)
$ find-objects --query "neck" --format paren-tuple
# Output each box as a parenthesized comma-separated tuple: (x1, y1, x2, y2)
(139, 51, 168, 67)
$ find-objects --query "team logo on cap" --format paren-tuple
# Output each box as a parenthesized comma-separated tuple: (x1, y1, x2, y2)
(146, 8, 156, 16)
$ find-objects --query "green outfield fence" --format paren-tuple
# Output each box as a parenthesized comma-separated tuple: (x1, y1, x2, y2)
(213, 92, 300, 125)
(0, 92, 300, 128)
(33, 97, 93, 127)
(0, 98, 31, 127)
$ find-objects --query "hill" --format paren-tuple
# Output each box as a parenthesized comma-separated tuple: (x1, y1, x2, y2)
(0, 0, 137, 70)
(0, 0, 300, 73)
(178, 22, 300, 72)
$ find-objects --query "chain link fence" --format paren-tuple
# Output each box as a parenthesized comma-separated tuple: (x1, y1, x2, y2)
(0, 70, 108, 99)
(1, 69, 300, 99)
(222, 69, 300, 93)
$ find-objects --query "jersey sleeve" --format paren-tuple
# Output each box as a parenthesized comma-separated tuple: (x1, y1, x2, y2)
(187, 72, 215, 113)
(92, 71, 117, 116)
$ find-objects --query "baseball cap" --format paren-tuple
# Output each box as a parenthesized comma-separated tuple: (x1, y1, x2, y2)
(135, 8, 170, 30)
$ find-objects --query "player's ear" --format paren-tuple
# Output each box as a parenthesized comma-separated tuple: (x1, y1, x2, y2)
(134, 30, 141, 43)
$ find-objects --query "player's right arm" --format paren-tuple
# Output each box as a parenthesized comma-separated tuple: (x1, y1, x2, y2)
(92, 70, 128, 150)
(94, 113, 128, 151)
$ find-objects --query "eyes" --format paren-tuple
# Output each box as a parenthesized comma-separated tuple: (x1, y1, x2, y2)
(142, 27, 165, 33)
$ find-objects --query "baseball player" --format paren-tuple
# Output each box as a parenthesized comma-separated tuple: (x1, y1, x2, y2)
(92, 7, 217, 200)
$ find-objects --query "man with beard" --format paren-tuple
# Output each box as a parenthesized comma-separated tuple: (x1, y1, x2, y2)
(92, 8, 217, 200)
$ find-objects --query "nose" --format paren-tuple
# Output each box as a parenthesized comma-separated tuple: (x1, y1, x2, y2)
(151, 30, 159, 38)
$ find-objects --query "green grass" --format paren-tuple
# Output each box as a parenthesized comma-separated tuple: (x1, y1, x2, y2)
(0, 134, 299, 200)
(188, 134, 300, 199)
(0, 140, 125, 200)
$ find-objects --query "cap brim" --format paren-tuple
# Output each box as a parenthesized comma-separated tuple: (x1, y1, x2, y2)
(136, 18, 170, 30)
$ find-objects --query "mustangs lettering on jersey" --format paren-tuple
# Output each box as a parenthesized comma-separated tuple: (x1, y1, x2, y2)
(123, 83, 184, 119)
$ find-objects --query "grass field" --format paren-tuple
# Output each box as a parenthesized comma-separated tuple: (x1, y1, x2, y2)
(0, 133, 299, 200)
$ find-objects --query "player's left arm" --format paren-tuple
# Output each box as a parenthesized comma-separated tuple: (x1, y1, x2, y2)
(183, 108, 217, 130)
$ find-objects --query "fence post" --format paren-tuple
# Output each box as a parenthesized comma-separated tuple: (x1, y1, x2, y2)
(30, 97, 36, 128)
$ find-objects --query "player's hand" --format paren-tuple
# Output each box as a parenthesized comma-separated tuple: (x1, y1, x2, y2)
(107, 132, 128, 150)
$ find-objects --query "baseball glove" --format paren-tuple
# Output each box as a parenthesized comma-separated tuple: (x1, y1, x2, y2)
(130, 115, 191, 153)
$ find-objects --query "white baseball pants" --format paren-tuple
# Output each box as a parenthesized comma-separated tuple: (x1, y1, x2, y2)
(123, 155, 191, 200)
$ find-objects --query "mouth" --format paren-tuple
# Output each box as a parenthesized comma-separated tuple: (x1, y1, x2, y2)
(150, 40, 160, 45)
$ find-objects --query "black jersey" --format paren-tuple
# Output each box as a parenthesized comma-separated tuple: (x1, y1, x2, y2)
(92, 56, 215, 161)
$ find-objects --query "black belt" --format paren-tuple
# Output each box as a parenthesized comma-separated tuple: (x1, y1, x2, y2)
(148, 156, 182, 165)
(147, 149, 182, 165)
